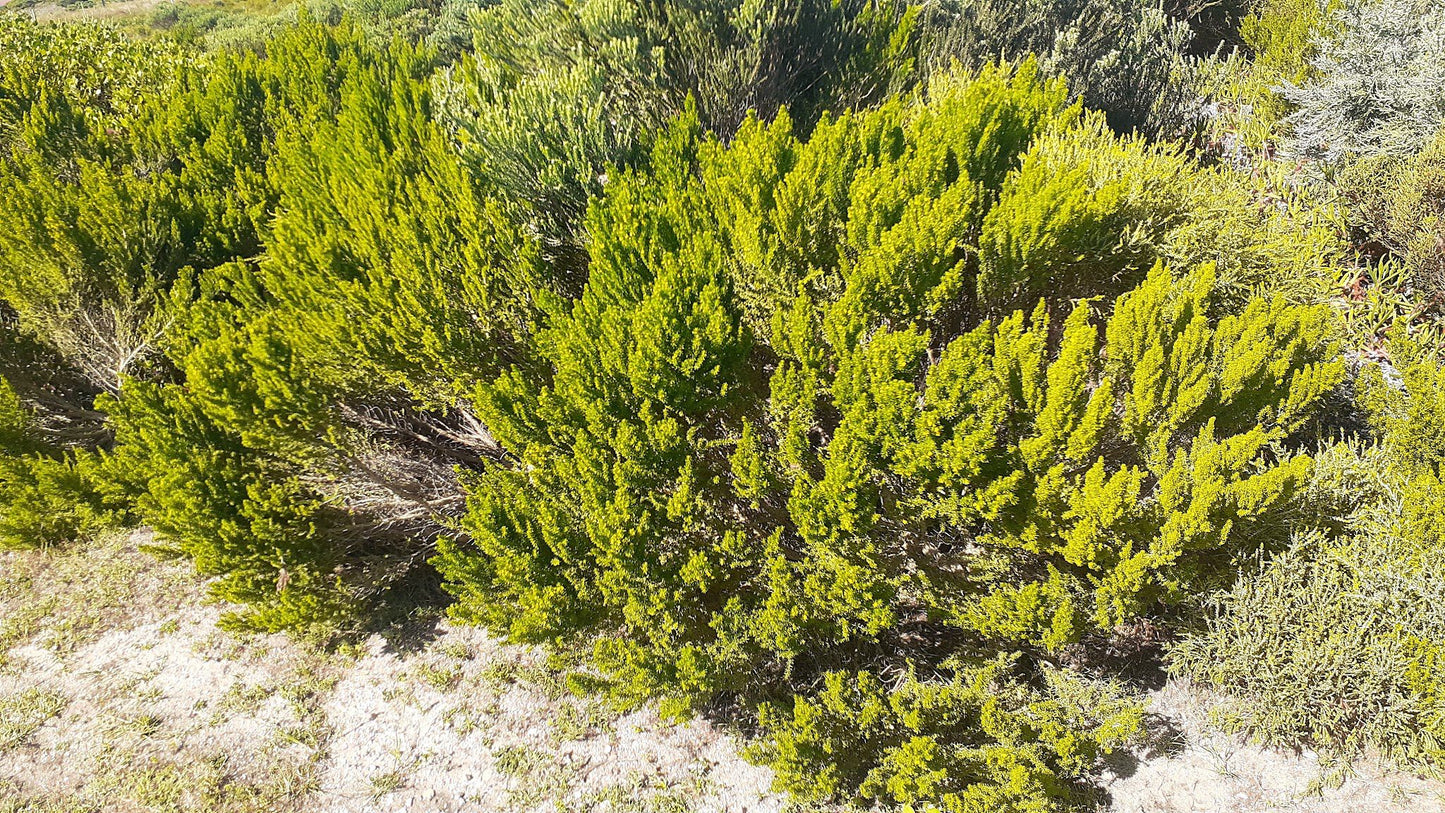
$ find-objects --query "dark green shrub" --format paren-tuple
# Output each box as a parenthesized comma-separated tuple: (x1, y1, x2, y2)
(101, 376, 353, 634)
(91, 20, 510, 632)
(918, 0, 1208, 137)
(0, 16, 508, 619)
(435, 0, 918, 247)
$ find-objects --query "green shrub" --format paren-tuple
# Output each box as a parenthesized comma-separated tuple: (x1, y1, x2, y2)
(1240, 0, 1338, 89)
(1161, 159, 1348, 306)
(755, 662, 1142, 812)
(259, 27, 550, 402)
(435, 0, 918, 246)
(978, 115, 1197, 311)
(0, 17, 189, 150)
(1172, 333, 1445, 773)
(1198, 0, 1339, 152)
(979, 108, 1349, 314)
(0, 380, 115, 549)
(0, 319, 117, 549)
(0, 14, 1390, 806)
(436, 63, 1343, 808)
(91, 20, 507, 632)
(0, 16, 505, 626)
(1169, 450, 1445, 770)
(918, 0, 1207, 137)
(101, 375, 354, 635)
(0, 19, 215, 392)
(0, 19, 179, 546)
(1338, 127, 1445, 305)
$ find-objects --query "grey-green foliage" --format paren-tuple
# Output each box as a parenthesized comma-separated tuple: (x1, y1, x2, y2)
(918, 0, 1206, 137)
(434, 0, 916, 249)
(1171, 523, 1445, 769)
(1170, 339, 1445, 769)
(1283, 0, 1445, 162)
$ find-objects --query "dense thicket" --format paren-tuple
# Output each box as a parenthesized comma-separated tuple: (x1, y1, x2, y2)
(1172, 332, 1445, 769)
(4, 0, 1445, 809)
(0, 15, 549, 629)
(1169, 0, 1445, 780)
(918, 0, 1205, 137)
(436, 0, 918, 253)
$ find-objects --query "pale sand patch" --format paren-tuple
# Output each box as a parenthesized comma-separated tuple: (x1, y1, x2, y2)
(309, 624, 780, 812)
(2, 530, 1444, 812)
(1101, 681, 1445, 812)
(0, 531, 782, 812)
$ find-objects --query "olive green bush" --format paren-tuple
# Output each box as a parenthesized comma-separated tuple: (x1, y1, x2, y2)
(1338, 128, 1445, 305)
(1170, 521, 1445, 770)
(0, 16, 502, 622)
(247, 20, 552, 403)
(435, 0, 918, 248)
(0, 19, 196, 549)
(1239, 0, 1338, 91)
(756, 662, 1143, 811)
(917, 0, 1209, 137)
(0, 17, 188, 148)
(97, 20, 532, 632)
(138, 0, 479, 57)
(0, 377, 114, 550)
(0, 19, 206, 392)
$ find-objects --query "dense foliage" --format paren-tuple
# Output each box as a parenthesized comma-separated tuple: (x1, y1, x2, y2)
(4, 0, 1445, 809)
(1172, 334, 1445, 770)
(919, 0, 1207, 138)
(431, 63, 1342, 808)
(436, 0, 918, 251)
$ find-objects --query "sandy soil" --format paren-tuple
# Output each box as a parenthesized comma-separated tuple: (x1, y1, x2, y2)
(0, 531, 779, 813)
(1, 0, 170, 23)
(1102, 682, 1445, 812)
(0, 530, 1442, 813)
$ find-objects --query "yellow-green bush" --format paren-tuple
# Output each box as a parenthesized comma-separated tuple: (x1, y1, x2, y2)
(0, 10, 1395, 811)
(0, 380, 115, 550)
(436, 64, 1343, 809)
(978, 115, 1197, 311)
